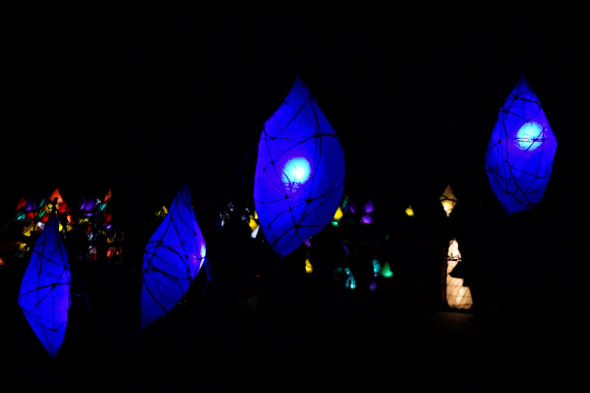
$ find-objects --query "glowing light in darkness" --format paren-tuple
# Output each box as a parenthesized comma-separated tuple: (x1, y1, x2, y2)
(18, 215, 71, 358)
(281, 157, 311, 193)
(446, 239, 472, 310)
(485, 76, 557, 216)
(254, 76, 345, 257)
(516, 121, 544, 150)
(380, 261, 393, 278)
(439, 184, 457, 217)
(140, 183, 207, 330)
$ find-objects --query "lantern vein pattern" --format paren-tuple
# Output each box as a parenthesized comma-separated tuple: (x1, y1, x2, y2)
(254, 76, 345, 258)
(140, 183, 207, 330)
(18, 214, 71, 358)
(484, 76, 557, 216)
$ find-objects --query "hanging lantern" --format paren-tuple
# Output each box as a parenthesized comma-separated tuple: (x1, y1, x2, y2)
(331, 206, 344, 226)
(253, 76, 345, 258)
(18, 215, 71, 357)
(446, 238, 472, 310)
(140, 183, 207, 330)
(485, 76, 557, 216)
(439, 184, 457, 217)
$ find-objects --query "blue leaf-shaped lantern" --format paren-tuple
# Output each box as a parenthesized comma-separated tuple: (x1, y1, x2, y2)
(140, 183, 207, 330)
(484, 76, 557, 216)
(254, 76, 345, 257)
(18, 215, 71, 358)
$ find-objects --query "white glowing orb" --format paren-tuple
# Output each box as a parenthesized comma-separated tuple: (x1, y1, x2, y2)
(281, 157, 311, 192)
(516, 122, 543, 150)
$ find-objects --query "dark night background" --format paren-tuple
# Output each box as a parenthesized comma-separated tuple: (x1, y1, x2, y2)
(0, 1, 589, 392)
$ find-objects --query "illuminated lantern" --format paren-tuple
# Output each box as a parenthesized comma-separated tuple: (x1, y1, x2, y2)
(404, 205, 414, 217)
(15, 196, 27, 212)
(341, 195, 355, 214)
(78, 196, 97, 217)
(248, 210, 260, 238)
(24, 198, 38, 220)
(371, 258, 382, 277)
(49, 188, 67, 214)
(331, 206, 344, 226)
(102, 212, 112, 224)
(446, 238, 472, 310)
(344, 268, 356, 290)
(485, 76, 557, 216)
(140, 183, 207, 330)
(154, 205, 169, 219)
(439, 184, 457, 217)
(380, 261, 393, 278)
(360, 199, 374, 224)
(305, 258, 313, 274)
(18, 215, 71, 357)
(253, 76, 345, 258)
(248, 210, 259, 231)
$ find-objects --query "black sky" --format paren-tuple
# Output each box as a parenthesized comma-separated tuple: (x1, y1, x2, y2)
(1, 1, 588, 221)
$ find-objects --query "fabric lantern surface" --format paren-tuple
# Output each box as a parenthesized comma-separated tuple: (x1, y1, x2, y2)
(439, 184, 457, 217)
(446, 238, 472, 310)
(484, 76, 557, 216)
(140, 183, 207, 330)
(254, 76, 345, 258)
(18, 214, 71, 358)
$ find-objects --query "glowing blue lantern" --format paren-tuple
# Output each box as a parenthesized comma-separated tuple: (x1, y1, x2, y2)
(18, 214, 71, 358)
(254, 76, 345, 258)
(485, 76, 557, 216)
(140, 183, 207, 330)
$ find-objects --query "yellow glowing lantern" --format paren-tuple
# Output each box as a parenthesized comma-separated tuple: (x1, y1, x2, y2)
(439, 184, 457, 217)
(248, 211, 259, 231)
(155, 205, 169, 218)
(249, 211, 260, 238)
(23, 222, 36, 237)
(305, 258, 313, 274)
(405, 205, 414, 217)
(446, 238, 472, 310)
(332, 206, 343, 222)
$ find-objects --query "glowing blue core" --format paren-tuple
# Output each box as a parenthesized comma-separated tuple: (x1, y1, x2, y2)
(281, 157, 311, 192)
(516, 122, 543, 150)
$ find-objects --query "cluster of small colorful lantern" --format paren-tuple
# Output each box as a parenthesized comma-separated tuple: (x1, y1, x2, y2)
(13, 188, 122, 263)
